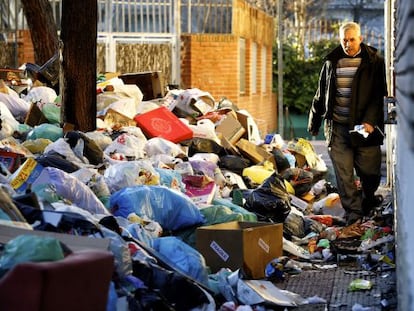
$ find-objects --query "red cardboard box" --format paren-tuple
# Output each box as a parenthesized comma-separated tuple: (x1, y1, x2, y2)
(134, 106, 193, 143)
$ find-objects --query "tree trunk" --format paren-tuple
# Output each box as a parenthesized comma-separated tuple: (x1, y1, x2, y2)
(21, 0, 59, 64)
(60, 0, 97, 132)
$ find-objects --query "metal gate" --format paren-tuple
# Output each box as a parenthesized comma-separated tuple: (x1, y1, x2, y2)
(96, 0, 181, 85)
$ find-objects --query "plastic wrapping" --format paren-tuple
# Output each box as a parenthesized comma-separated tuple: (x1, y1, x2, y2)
(22, 138, 52, 154)
(64, 131, 104, 165)
(100, 226, 133, 278)
(0, 91, 30, 121)
(43, 138, 90, 167)
(23, 85, 58, 105)
(219, 155, 251, 175)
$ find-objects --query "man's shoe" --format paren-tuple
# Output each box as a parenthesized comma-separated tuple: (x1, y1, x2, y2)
(346, 212, 363, 226)
(362, 194, 384, 216)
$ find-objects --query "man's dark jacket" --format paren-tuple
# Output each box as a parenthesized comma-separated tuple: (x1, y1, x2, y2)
(308, 42, 388, 146)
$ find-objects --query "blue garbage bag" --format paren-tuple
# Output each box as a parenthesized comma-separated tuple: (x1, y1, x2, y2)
(109, 185, 205, 231)
(152, 236, 209, 286)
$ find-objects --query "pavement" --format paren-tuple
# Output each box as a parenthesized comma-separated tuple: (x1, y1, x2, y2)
(268, 140, 397, 311)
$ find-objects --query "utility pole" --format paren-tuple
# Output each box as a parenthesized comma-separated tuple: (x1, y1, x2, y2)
(277, 0, 284, 137)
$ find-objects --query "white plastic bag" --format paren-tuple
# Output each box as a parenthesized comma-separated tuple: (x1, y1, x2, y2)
(97, 83, 143, 119)
(43, 138, 90, 167)
(0, 102, 20, 138)
(144, 137, 185, 158)
(0, 93, 30, 122)
(32, 167, 110, 215)
(104, 132, 147, 160)
(24, 86, 58, 105)
(173, 88, 216, 117)
(104, 160, 160, 193)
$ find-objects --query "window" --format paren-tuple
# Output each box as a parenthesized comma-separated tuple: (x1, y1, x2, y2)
(251, 42, 257, 94)
(261, 46, 267, 93)
(239, 38, 246, 94)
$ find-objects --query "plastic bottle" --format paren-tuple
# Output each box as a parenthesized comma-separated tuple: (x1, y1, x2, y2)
(312, 193, 346, 218)
(308, 237, 318, 254)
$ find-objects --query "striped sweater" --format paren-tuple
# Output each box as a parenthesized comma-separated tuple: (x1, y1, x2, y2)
(334, 56, 362, 124)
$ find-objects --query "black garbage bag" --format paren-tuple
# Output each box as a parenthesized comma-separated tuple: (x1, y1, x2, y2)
(185, 137, 226, 157)
(132, 260, 210, 311)
(281, 167, 313, 197)
(15, 202, 102, 236)
(129, 288, 175, 311)
(219, 154, 251, 175)
(271, 147, 291, 173)
(64, 131, 104, 165)
(36, 151, 80, 173)
(244, 173, 291, 223)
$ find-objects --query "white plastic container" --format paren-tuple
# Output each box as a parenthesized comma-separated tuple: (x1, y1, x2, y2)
(312, 192, 346, 218)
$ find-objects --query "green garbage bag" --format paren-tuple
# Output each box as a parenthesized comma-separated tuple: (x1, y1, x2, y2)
(26, 123, 63, 142)
(0, 234, 65, 276)
(42, 102, 61, 124)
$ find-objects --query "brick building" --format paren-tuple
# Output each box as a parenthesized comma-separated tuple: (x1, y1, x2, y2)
(180, 0, 275, 134)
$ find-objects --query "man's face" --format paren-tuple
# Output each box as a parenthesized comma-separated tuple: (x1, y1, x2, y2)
(340, 28, 362, 57)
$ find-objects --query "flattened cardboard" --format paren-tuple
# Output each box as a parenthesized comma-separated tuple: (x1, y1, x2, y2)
(24, 102, 48, 127)
(236, 138, 275, 166)
(215, 113, 246, 145)
(236, 111, 262, 144)
(196, 221, 283, 279)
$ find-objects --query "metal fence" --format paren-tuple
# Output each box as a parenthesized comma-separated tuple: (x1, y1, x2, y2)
(0, 0, 235, 34)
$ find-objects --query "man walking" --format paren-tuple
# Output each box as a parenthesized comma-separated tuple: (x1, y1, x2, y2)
(308, 21, 387, 225)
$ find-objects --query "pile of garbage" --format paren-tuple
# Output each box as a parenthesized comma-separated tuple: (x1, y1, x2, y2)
(0, 74, 395, 310)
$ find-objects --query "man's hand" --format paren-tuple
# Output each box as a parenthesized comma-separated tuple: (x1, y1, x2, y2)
(362, 122, 374, 134)
(309, 130, 319, 136)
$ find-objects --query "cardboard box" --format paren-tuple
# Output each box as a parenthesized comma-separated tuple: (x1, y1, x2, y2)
(184, 181, 217, 207)
(119, 71, 164, 101)
(236, 138, 275, 166)
(215, 113, 246, 145)
(134, 106, 193, 143)
(196, 221, 283, 279)
(236, 111, 262, 144)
